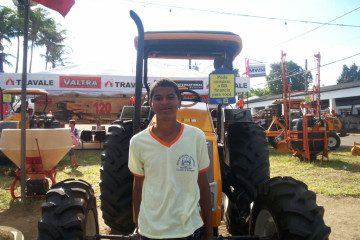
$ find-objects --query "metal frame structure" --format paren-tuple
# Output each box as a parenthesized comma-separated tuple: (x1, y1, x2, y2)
(276, 51, 330, 161)
(9, 138, 58, 199)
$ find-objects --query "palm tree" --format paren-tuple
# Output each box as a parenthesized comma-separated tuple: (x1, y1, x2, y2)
(28, 8, 70, 72)
(0, 6, 16, 68)
(28, 7, 48, 73)
(13, 6, 25, 73)
(38, 18, 70, 70)
(44, 43, 71, 69)
(1, 5, 70, 72)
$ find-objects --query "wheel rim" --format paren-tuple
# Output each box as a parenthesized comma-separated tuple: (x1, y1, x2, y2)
(328, 136, 337, 148)
(222, 194, 229, 219)
(254, 209, 279, 239)
(85, 210, 97, 237)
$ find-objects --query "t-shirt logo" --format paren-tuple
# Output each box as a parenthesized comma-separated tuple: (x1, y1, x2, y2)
(176, 154, 195, 172)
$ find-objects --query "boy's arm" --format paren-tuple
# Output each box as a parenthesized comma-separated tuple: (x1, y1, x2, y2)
(133, 176, 145, 235)
(198, 171, 213, 240)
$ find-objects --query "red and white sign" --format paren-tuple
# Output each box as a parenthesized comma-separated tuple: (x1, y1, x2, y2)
(59, 76, 101, 88)
(6, 78, 15, 85)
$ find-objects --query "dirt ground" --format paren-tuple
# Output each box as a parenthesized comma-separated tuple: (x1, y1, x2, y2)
(0, 195, 359, 239)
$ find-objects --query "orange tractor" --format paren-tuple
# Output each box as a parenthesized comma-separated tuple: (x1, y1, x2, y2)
(37, 11, 330, 240)
(265, 99, 342, 152)
(268, 51, 336, 161)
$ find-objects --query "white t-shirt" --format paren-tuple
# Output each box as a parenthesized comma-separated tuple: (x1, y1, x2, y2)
(128, 123, 210, 238)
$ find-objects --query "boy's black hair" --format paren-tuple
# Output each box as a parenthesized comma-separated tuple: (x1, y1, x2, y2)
(149, 78, 181, 100)
(69, 119, 76, 125)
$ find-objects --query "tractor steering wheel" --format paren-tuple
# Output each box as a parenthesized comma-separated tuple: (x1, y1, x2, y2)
(179, 88, 202, 102)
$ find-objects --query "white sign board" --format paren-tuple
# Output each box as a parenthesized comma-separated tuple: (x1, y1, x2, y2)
(249, 64, 266, 78)
(0, 73, 250, 96)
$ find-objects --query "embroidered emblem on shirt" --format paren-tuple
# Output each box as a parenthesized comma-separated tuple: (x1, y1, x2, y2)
(176, 154, 195, 172)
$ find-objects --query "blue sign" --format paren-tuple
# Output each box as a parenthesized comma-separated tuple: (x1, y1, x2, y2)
(249, 64, 266, 78)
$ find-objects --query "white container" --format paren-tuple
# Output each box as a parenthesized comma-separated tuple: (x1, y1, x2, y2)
(0, 129, 73, 179)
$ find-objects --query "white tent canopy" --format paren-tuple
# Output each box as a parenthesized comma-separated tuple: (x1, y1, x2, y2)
(0, 61, 250, 97)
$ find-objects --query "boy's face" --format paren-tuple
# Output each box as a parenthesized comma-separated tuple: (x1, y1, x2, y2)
(150, 86, 181, 120)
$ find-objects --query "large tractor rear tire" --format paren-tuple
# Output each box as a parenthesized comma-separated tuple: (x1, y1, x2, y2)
(251, 176, 331, 240)
(225, 122, 270, 235)
(38, 179, 98, 239)
(100, 121, 135, 234)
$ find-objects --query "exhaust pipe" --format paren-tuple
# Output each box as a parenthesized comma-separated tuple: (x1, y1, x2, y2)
(130, 10, 144, 135)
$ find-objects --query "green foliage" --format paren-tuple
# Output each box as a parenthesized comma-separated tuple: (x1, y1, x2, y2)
(249, 87, 269, 97)
(0, 6, 16, 66)
(0, 149, 102, 210)
(0, 7, 14, 51)
(37, 17, 70, 69)
(269, 146, 360, 196)
(337, 63, 360, 84)
(266, 61, 312, 95)
(0, 5, 70, 72)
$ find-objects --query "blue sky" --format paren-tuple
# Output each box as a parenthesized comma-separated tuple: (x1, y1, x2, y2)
(2, 0, 360, 88)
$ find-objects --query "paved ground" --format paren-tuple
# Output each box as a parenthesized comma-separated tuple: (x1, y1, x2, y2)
(339, 133, 360, 147)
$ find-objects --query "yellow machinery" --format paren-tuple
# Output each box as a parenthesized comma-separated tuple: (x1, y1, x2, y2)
(0, 88, 60, 129)
(0, 88, 49, 128)
(324, 113, 342, 132)
(38, 11, 330, 240)
(54, 100, 83, 121)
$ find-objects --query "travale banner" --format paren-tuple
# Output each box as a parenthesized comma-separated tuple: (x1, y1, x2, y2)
(0, 73, 250, 96)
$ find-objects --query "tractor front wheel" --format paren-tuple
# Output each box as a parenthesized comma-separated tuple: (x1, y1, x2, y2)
(251, 176, 331, 240)
(328, 132, 341, 150)
(38, 179, 98, 239)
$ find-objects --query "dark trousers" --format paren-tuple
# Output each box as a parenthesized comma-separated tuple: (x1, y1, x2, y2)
(140, 228, 201, 240)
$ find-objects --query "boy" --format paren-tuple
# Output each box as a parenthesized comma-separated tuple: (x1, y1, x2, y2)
(129, 79, 213, 239)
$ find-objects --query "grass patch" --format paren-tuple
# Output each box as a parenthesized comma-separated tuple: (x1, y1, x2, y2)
(1, 145, 360, 210)
(0, 149, 102, 210)
(269, 145, 360, 196)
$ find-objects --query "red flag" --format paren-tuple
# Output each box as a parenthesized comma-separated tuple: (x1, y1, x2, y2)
(242, 58, 249, 76)
(33, 0, 75, 17)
